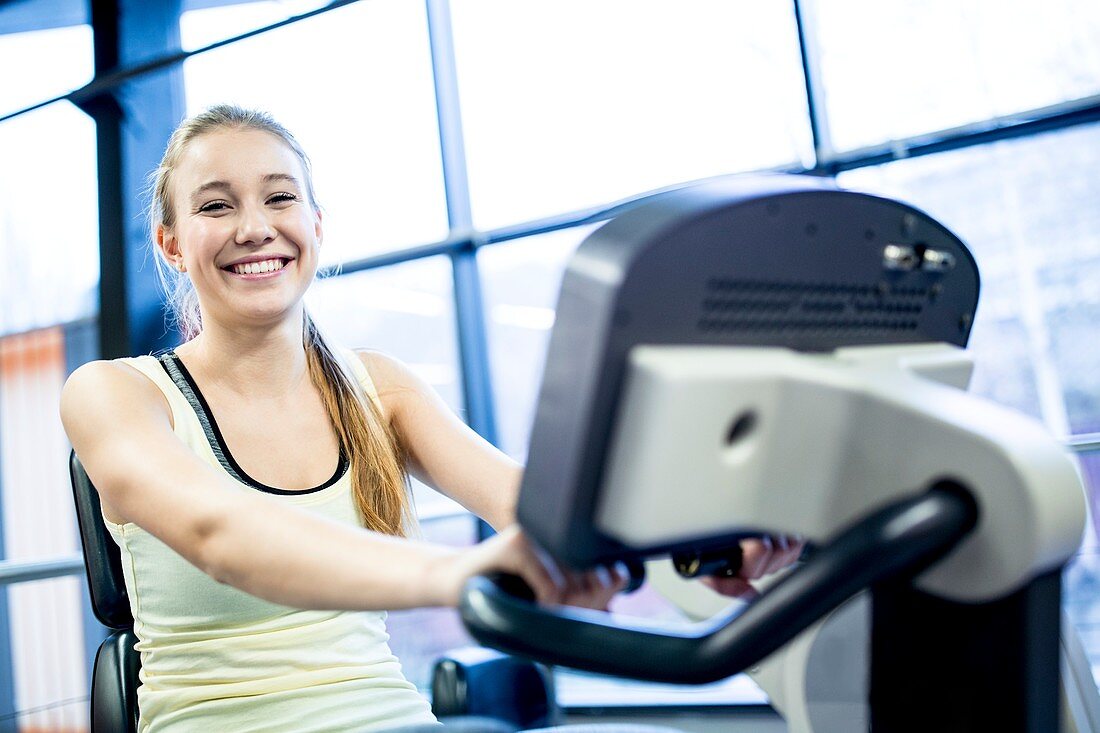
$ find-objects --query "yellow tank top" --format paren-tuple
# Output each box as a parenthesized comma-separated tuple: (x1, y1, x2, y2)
(106, 349, 438, 733)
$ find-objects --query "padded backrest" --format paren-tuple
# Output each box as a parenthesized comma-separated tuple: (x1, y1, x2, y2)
(70, 450, 133, 629)
(92, 629, 140, 733)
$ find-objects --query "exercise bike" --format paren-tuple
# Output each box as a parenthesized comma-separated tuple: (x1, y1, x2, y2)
(458, 175, 1097, 732)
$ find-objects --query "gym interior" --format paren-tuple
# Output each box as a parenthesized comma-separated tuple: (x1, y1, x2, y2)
(2, 1, 1100, 731)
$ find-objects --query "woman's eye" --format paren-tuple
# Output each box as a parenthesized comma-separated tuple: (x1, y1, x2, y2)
(268, 192, 299, 205)
(199, 201, 229, 213)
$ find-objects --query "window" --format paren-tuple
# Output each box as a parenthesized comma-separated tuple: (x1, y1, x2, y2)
(0, 329, 90, 727)
(181, 0, 449, 263)
(0, 23, 92, 115)
(1065, 450, 1100, 669)
(7, 0, 1100, 719)
(179, 0, 330, 50)
(0, 22, 97, 336)
(478, 225, 599, 461)
(0, 102, 98, 336)
(450, 0, 813, 229)
(0, 19, 98, 724)
(804, 0, 1100, 153)
(839, 121, 1100, 435)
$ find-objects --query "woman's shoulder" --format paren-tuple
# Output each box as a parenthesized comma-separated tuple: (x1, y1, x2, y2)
(61, 357, 174, 430)
(349, 348, 399, 380)
(64, 356, 162, 395)
(347, 349, 428, 395)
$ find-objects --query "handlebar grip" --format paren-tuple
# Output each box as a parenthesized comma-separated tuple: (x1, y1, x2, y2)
(483, 557, 647, 606)
(481, 572, 537, 603)
(460, 482, 977, 684)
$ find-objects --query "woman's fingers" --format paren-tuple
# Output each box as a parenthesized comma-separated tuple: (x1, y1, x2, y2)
(593, 563, 630, 607)
(737, 534, 805, 580)
(701, 575, 759, 601)
(492, 530, 628, 609)
(695, 535, 807, 598)
(555, 563, 629, 610)
(471, 526, 562, 605)
(463, 528, 634, 611)
(764, 534, 805, 575)
(738, 536, 773, 579)
(604, 562, 631, 594)
(517, 536, 568, 606)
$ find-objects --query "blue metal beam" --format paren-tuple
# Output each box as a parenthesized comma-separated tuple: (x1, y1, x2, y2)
(818, 99, 1100, 175)
(793, 0, 830, 166)
(426, 0, 499, 541)
(81, 0, 185, 359)
(425, 0, 498, 448)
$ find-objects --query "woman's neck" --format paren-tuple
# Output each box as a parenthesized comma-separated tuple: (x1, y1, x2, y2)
(176, 312, 311, 398)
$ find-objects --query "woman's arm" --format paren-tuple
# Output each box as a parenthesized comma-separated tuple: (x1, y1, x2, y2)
(358, 350, 521, 531)
(60, 360, 564, 610)
(355, 352, 803, 599)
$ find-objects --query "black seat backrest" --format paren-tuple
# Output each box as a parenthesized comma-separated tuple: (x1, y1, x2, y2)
(70, 450, 133, 630)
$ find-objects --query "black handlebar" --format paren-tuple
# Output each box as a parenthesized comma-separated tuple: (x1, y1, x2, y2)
(460, 482, 978, 684)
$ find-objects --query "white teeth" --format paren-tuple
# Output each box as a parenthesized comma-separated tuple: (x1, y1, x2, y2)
(232, 258, 286, 275)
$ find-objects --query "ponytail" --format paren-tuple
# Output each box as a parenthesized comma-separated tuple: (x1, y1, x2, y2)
(304, 313, 413, 536)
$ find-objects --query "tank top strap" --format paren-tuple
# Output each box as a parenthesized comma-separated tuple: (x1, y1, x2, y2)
(155, 351, 262, 487)
(121, 349, 370, 493)
(116, 354, 220, 468)
(336, 347, 383, 414)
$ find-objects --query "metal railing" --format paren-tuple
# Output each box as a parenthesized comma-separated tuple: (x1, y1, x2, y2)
(0, 556, 84, 585)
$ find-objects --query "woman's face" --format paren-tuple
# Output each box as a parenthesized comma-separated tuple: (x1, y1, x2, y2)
(160, 127, 323, 331)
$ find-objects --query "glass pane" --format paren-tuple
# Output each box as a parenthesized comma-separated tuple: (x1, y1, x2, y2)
(0, 23, 92, 116)
(1063, 450, 1100, 684)
(806, 0, 1100, 152)
(839, 121, 1100, 436)
(478, 225, 600, 461)
(179, 0, 331, 52)
(451, 0, 813, 229)
(0, 329, 83, 562)
(0, 103, 98, 336)
(0, 331, 95, 722)
(181, 0, 448, 262)
(7, 576, 93, 729)
(306, 257, 465, 519)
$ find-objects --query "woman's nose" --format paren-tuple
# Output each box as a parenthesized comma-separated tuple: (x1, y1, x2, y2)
(235, 206, 276, 245)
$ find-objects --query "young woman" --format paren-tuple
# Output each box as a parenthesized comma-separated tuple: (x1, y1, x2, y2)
(60, 106, 800, 732)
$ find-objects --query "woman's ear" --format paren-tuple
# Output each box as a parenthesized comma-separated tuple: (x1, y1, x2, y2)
(156, 224, 185, 271)
(314, 208, 324, 246)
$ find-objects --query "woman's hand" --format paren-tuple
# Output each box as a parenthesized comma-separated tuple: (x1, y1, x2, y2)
(701, 536, 805, 600)
(440, 526, 627, 610)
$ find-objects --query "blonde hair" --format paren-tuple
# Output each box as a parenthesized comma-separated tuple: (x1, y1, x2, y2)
(148, 104, 413, 536)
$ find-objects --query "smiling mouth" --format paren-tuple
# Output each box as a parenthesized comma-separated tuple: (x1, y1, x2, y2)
(224, 258, 290, 275)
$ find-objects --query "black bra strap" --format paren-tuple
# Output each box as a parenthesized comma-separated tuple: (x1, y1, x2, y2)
(157, 352, 252, 487)
(155, 352, 348, 495)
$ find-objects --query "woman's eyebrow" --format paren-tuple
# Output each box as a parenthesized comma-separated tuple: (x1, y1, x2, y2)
(189, 174, 301, 205)
(190, 180, 231, 204)
(263, 173, 301, 188)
